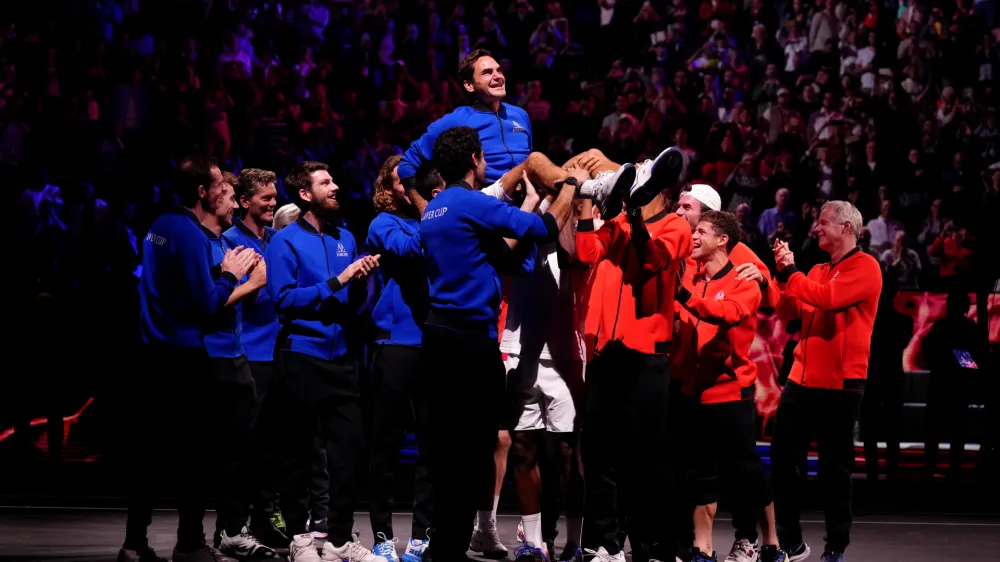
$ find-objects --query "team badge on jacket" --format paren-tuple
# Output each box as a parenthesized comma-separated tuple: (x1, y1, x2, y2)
(714, 290, 726, 301)
(337, 243, 348, 257)
(512, 121, 527, 133)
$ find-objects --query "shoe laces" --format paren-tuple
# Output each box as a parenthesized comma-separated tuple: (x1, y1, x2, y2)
(731, 539, 754, 556)
(515, 542, 547, 561)
(582, 548, 612, 562)
(374, 532, 397, 556)
(344, 540, 377, 561)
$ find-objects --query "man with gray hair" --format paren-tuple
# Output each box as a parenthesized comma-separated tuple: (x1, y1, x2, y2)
(770, 200, 882, 562)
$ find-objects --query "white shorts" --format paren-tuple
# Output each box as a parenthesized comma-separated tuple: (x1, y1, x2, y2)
(504, 355, 582, 433)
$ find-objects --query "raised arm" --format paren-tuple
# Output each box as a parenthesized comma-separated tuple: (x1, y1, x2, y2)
(367, 218, 422, 261)
(398, 113, 460, 187)
(575, 199, 618, 264)
(630, 211, 693, 275)
(676, 277, 762, 325)
(777, 256, 882, 311)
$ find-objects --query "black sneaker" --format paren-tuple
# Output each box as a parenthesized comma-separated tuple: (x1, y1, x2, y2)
(819, 551, 844, 562)
(759, 545, 788, 562)
(117, 546, 168, 562)
(781, 541, 810, 562)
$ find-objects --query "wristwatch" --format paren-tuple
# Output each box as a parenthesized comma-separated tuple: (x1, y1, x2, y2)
(558, 176, 580, 189)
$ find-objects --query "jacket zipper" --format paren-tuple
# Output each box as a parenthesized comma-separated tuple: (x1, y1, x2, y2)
(691, 277, 710, 398)
(494, 112, 514, 171)
(320, 235, 336, 358)
(799, 262, 839, 387)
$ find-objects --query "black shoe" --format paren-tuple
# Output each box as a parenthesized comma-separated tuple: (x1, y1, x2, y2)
(628, 147, 685, 209)
(819, 551, 845, 562)
(251, 520, 289, 549)
(118, 546, 169, 562)
(780, 541, 810, 562)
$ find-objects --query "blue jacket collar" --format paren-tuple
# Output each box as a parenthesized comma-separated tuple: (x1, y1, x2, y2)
(446, 180, 475, 191)
(234, 216, 272, 241)
(295, 216, 339, 235)
(470, 100, 506, 116)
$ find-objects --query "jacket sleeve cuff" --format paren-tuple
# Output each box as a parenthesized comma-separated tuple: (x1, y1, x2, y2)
(776, 265, 799, 283)
(759, 278, 770, 293)
(677, 287, 692, 304)
(577, 219, 595, 232)
(220, 271, 238, 286)
(401, 175, 417, 191)
(327, 277, 345, 293)
(542, 213, 559, 242)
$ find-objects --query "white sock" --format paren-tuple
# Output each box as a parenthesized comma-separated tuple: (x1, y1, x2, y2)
(476, 496, 500, 530)
(566, 517, 583, 548)
(521, 513, 542, 548)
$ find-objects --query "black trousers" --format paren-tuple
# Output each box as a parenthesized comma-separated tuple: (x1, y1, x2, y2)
(581, 343, 672, 562)
(692, 400, 772, 523)
(124, 346, 216, 551)
(421, 324, 505, 562)
(771, 382, 862, 553)
(924, 373, 971, 479)
(249, 361, 279, 522)
(369, 344, 433, 541)
(209, 356, 258, 537)
(273, 350, 364, 545)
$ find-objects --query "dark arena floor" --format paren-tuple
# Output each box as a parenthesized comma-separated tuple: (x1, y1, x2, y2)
(0, 507, 998, 562)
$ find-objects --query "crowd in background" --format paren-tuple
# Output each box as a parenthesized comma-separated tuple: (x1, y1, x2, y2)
(1, 0, 998, 468)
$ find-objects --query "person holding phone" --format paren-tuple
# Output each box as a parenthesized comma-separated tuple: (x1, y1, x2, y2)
(770, 201, 882, 562)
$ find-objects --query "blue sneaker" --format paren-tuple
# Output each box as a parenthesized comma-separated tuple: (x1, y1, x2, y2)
(781, 541, 810, 562)
(373, 532, 399, 562)
(514, 541, 549, 562)
(819, 551, 844, 562)
(402, 537, 428, 562)
(558, 545, 583, 562)
(683, 547, 717, 562)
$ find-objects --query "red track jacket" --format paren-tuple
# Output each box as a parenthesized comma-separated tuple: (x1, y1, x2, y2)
(577, 209, 692, 356)
(672, 260, 762, 403)
(776, 247, 882, 390)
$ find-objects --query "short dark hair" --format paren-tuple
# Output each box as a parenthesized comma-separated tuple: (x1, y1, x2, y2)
(414, 163, 445, 202)
(285, 161, 329, 211)
(176, 154, 219, 208)
(432, 127, 482, 185)
(459, 48, 494, 84)
(700, 210, 741, 253)
(238, 168, 277, 201)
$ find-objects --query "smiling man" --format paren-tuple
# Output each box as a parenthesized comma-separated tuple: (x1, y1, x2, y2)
(770, 201, 882, 562)
(672, 211, 784, 562)
(222, 168, 286, 548)
(264, 161, 385, 562)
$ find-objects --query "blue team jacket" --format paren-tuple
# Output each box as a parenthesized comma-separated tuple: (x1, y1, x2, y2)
(366, 212, 426, 347)
(140, 207, 237, 349)
(265, 217, 359, 361)
(419, 181, 558, 338)
(203, 227, 245, 359)
(398, 102, 532, 186)
(223, 218, 279, 362)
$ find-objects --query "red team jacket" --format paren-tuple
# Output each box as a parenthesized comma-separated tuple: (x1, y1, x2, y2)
(776, 247, 882, 390)
(672, 261, 762, 404)
(577, 210, 693, 356)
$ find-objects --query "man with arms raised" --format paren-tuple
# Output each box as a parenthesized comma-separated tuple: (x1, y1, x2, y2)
(416, 126, 581, 562)
(770, 201, 881, 562)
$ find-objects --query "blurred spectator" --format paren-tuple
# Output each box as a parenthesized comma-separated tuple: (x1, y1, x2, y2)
(866, 200, 904, 255)
(757, 187, 795, 239)
(879, 231, 922, 290)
